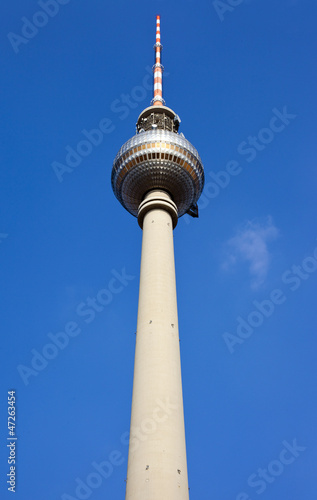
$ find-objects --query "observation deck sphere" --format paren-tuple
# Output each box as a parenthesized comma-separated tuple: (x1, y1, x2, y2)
(111, 129, 205, 217)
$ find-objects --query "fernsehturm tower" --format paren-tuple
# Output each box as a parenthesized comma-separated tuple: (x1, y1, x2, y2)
(111, 16, 204, 499)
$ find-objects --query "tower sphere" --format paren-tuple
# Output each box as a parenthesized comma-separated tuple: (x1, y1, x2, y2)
(111, 105, 204, 219)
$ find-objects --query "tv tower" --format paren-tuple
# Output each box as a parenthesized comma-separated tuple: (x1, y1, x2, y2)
(111, 15, 204, 499)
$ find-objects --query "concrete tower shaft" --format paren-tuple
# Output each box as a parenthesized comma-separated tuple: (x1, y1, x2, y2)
(125, 190, 189, 499)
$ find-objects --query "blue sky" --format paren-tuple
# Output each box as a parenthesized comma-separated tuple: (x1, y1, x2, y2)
(1, 0, 317, 498)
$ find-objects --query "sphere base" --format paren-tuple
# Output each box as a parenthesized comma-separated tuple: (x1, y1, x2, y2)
(138, 190, 178, 229)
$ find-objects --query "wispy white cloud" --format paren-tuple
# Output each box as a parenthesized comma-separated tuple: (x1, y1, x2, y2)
(223, 217, 279, 289)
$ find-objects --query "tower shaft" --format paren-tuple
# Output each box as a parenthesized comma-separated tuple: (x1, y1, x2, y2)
(125, 190, 189, 500)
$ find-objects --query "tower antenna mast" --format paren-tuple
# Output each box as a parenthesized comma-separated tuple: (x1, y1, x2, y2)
(152, 15, 165, 106)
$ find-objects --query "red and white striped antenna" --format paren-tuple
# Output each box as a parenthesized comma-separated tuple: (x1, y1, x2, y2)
(152, 15, 165, 106)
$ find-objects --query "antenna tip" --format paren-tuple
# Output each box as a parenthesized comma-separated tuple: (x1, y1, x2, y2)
(156, 15, 160, 20)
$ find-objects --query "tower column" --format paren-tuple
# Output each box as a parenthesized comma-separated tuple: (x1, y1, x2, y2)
(125, 190, 189, 500)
